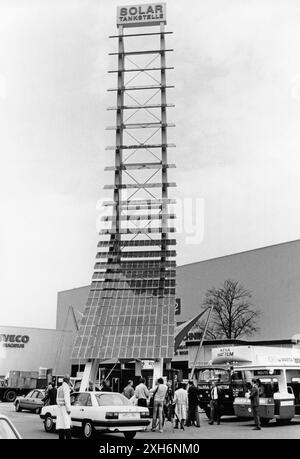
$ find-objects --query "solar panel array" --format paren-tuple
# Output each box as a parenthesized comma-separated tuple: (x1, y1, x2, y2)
(72, 20, 176, 362)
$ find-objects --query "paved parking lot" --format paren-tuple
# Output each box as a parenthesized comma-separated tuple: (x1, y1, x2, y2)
(1, 402, 300, 439)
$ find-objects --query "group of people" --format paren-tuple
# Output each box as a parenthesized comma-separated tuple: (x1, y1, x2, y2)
(122, 377, 169, 432)
(41, 375, 263, 439)
(122, 377, 221, 432)
(43, 376, 211, 438)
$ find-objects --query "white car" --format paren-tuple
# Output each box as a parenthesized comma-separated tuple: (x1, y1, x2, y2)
(0, 414, 21, 439)
(40, 391, 150, 439)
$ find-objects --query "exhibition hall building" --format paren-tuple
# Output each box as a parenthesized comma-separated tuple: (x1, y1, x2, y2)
(1, 239, 300, 379)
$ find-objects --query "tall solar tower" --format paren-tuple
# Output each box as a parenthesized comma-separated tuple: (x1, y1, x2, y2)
(72, 3, 176, 387)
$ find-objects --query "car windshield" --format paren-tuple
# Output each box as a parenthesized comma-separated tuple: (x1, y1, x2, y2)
(95, 393, 132, 407)
(198, 368, 230, 383)
(0, 419, 19, 439)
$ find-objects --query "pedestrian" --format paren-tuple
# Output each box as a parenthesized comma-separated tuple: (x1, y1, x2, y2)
(134, 377, 149, 407)
(100, 379, 112, 392)
(86, 381, 94, 391)
(208, 381, 221, 425)
(123, 380, 135, 400)
(173, 382, 188, 429)
(56, 375, 72, 440)
(151, 378, 168, 433)
(250, 379, 261, 430)
(165, 380, 174, 422)
(256, 378, 265, 397)
(186, 380, 200, 427)
(42, 383, 57, 406)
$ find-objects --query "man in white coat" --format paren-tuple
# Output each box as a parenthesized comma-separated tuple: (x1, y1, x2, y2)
(174, 382, 188, 430)
(56, 375, 72, 439)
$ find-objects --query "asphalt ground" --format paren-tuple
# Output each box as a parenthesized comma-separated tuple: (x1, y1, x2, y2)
(1, 402, 300, 439)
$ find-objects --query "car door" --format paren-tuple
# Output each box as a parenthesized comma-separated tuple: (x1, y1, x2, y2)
(27, 390, 40, 410)
(20, 390, 35, 410)
(36, 390, 45, 409)
(70, 393, 90, 427)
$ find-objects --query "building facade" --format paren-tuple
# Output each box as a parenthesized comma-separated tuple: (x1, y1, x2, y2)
(0, 325, 73, 377)
(59, 239, 300, 342)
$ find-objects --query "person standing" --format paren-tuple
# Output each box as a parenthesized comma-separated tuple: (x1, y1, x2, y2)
(250, 379, 261, 430)
(100, 380, 112, 392)
(42, 383, 57, 406)
(208, 381, 221, 425)
(135, 377, 149, 407)
(151, 378, 168, 433)
(186, 381, 200, 427)
(123, 380, 135, 400)
(173, 382, 188, 429)
(256, 379, 265, 397)
(165, 380, 174, 422)
(87, 381, 94, 391)
(56, 375, 72, 440)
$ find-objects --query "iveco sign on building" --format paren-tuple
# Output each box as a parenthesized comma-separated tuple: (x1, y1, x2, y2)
(117, 3, 166, 27)
(0, 334, 30, 348)
(0, 325, 73, 377)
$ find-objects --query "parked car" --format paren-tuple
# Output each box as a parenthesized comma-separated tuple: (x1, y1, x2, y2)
(40, 391, 151, 439)
(0, 414, 21, 439)
(14, 389, 45, 414)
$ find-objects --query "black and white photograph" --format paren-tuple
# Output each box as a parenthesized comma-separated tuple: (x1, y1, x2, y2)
(1, 0, 300, 447)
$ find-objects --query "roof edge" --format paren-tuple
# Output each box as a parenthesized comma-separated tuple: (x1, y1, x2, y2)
(178, 238, 300, 269)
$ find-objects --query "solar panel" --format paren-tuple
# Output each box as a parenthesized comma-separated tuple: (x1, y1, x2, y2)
(105, 143, 176, 150)
(92, 270, 176, 280)
(104, 182, 176, 189)
(101, 214, 176, 221)
(94, 260, 176, 270)
(103, 198, 176, 205)
(97, 239, 176, 247)
(90, 279, 176, 288)
(104, 163, 176, 171)
(99, 227, 176, 234)
(95, 250, 176, 259)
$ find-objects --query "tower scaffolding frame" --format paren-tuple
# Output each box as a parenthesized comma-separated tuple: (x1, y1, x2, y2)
(72, 6, 176, 389)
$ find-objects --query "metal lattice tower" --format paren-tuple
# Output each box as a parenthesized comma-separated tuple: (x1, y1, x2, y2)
(72, 4, 176, 366)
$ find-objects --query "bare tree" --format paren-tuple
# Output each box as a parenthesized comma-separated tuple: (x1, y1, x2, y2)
(192, 279, 261, 339)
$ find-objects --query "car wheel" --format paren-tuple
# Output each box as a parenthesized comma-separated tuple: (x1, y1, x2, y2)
(82, 421, 95, 439)
(35, 407, 41, 415)
(44, 414, 55, 433)
(4, 390, 17, 403)
(124, 431, 136, 440)
(15, 402, 22, 412)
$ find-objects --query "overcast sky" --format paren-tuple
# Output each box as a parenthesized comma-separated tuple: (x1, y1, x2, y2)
(1, 0, 300, 328)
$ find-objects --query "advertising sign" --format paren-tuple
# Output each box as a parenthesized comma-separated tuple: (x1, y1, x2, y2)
(212, 346, 300, 366)
(0, 334, 30, 349)
(117, 3, 166, 27)
(141, 360, 155, 369)
(212, 346, 256, 364)
(175, 298, 181, 315)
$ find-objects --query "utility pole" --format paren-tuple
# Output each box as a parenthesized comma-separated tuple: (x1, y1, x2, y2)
(190, 306, 214, 380)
